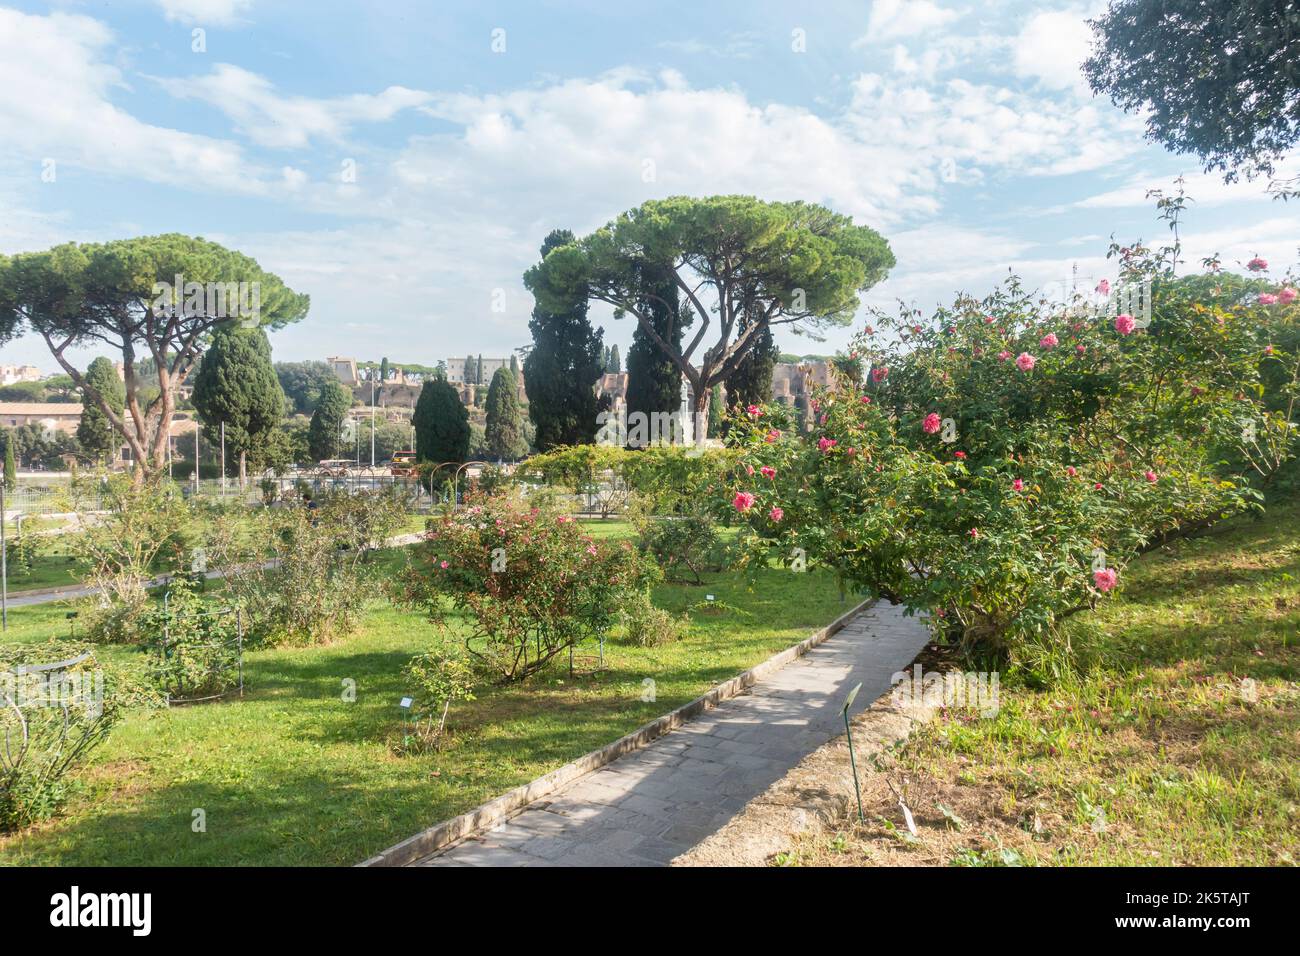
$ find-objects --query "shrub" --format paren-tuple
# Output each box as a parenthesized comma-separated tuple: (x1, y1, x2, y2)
(394, 489, 657, 681)
(398, 645, 477, 752)
(0, 641, 149, 831)
(630, 497, 726, 584)
(142, 576, 243, 701)
(726, 239, 1296, 673)
(619, 591, 688, 647)
(68, 473, 193, 643)
(216, 491, 399, 645)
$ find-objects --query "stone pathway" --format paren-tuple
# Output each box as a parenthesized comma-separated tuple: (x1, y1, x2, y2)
(412, 601, 930, 867)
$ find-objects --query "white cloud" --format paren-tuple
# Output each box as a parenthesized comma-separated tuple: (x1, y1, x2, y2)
(155, 0, 254, 26)
(846, 74, 1144, 178)
(1012, 8, 1096, 91)
(155, 64, 430, 148)
(0, 9, 267, 195)
(855, 0, 962, 45)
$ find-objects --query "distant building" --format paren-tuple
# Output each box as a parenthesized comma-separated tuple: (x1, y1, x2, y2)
(446, 357, 510, 385)
(1, 364, 41, 386)
(0, 402, 81, 434)
(595, 372, 628, 413)
(327, 356, 359, 385)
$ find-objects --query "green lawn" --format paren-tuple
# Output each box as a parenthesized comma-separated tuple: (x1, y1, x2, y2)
(0, 525, 855, 865)
(780, 504, 1300, 867)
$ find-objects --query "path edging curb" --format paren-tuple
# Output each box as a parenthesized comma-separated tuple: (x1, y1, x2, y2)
(358, 595, 876, 867)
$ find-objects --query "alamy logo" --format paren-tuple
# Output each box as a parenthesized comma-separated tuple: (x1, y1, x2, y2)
(595, 409, 690, 447)
(151, 274, 260, 328)
(49, 886, 151, 936)
(890, 664, 1000, 717)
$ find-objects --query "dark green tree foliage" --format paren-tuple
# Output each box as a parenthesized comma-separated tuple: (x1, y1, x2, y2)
(3, 430, 15, 490)
(192, 327, 286, 476)
(0, 234, 308, 476)
(625, 260, 688, 425)
(523, 229, 605, 450)
(525, 197, 892, 444)
(724, 318, 779, 412)
(607, 344, 621, 373)
(484, 367, 530, 461)
(379, 357, 389, 382)
(77, 357, 126, 464)
(413, 378, 470, 465)
(308, 380, 352, 462)
(275, 361, 338, 415)
(1084, 0, 1300, 181)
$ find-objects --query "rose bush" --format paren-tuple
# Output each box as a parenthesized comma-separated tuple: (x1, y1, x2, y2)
(726, 244, 1297, 675)
(394, 490, 657, 681)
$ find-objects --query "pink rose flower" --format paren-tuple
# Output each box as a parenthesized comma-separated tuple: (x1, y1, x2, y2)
(1144, 470, 1158, 483)
(732, 491, 756, 513)
(1012, 478, 1024, 492)
(998, 350, 1011, 362)
(1115, 313, 1136, 335)
(768, 507, 784, 522)
(745, 464, 755, 476)
(955, 450, 966, 459)
(439, 560, 449, 569)
(760, 466, 775, 479)
(1076, 344, 1086, 355)
(1066, 466, 1077, 477)
(1015, 352, 1036, 372)
(1096, 279, 1110, 295)
(984, 315, 996, 324)
(860, 395, 871, 404)
(1247, 257, 1268, 272)
(746, 404, 760, 418)
(922, 412, 942, 434)
(1279, 287, 1297, 304)
(871, 367, 888, 383)
(1259, 293, 1278, 305)
(1039, 333, 1059, 349)
(1093, 567, 1118, 592)
(765, 429, 781, 443)
(968, 528, 979, 538)
(817, 437, 838, 453)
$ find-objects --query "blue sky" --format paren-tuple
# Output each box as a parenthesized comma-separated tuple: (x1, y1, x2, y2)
(1, 0, 1296, 372)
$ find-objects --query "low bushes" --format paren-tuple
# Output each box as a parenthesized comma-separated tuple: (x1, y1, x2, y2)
(142, 576, 243, 701)
(215, 490, 404, 646)
(0, 641, 151, 831)
(394, 490, 657, 681)
(398, 646, 477, 752)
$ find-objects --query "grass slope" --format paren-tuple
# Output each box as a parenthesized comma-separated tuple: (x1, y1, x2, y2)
(780, 505, 1300, 866)
(1, 530, 852, 866)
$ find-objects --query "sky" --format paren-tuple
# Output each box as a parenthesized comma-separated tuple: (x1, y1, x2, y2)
(0, 0, 1296, 373)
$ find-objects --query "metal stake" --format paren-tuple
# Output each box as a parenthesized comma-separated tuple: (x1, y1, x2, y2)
(842, 681, 864, 824)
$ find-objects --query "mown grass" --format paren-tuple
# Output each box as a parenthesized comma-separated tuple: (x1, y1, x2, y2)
(0, 522, 854, 865)
(780, 504, 1300, 867)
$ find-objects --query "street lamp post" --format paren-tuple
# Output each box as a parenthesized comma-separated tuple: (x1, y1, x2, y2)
(370, 375, 376, 469)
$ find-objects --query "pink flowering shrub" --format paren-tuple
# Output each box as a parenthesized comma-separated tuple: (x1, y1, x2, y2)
(725, 243, 1297, 672)
(394, 490, 656, 681)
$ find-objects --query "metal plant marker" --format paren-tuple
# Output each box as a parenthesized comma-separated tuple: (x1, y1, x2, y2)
(841, 681, 864, 824)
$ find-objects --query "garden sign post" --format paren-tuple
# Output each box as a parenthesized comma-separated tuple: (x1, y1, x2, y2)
(842, 681, 864, 823)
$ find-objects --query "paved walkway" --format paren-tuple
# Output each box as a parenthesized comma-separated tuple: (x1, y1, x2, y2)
(413, 601, 930, 867)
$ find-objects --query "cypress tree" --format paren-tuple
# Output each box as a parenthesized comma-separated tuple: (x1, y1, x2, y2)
(192, 327, 287, 480)
(308, 380, 352, 462)
(625, 260, 688, 438)
(522, 229, 604, 450)
(413, 377, 470, 465)
(484, 367, 529, 461)
(76, 356, 126, 464)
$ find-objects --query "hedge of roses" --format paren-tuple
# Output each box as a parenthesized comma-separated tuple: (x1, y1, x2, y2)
(394, 490, 657, 681)
(726, 250, 1298, 674)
